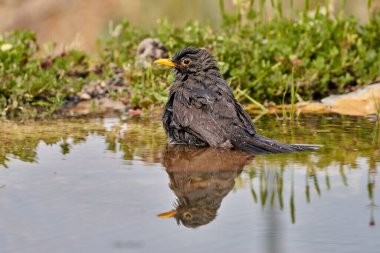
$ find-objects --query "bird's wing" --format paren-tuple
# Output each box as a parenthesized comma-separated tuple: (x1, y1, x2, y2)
(214, 78, 256, 135)
(172, 94, 226, 147)
(162, 91, 175, 134)
(172, 77, 255, 147)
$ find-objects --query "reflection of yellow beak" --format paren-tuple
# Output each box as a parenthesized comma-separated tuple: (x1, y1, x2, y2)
(154, 59, 176, 67)
(157, 210, 177, 218)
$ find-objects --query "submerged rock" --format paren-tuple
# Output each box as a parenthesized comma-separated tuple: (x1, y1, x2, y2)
(136, 38, 169, 68)
(321, 82, 380, 116)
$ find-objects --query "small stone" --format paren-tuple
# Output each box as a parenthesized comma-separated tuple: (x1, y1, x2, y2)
(128, 108, 142, 117)
(108, 74, 125, 87)
(100, 81, 107, 88)
(79, 92, 91, 100)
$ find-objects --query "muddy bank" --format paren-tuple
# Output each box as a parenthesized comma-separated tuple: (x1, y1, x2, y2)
(64, 81, 380, 118)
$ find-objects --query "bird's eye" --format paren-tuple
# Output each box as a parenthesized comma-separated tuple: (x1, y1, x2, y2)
(181, 58, 191, 66)
(183, 212, 192, 220)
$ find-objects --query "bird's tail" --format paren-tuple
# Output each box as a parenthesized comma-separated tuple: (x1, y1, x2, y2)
(232, 134, 321, 154)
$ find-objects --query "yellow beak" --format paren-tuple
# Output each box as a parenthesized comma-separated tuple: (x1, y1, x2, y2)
(154, 59, 176, 67)
(157, 210, 177, 218)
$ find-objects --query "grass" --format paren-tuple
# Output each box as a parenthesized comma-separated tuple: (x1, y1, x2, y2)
(373, 94, 380, 119)
(0, 31, 95, 119)
(1, 1, 380, 119)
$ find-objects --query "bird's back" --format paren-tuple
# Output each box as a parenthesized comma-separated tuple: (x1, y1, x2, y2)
(163, 72, 256, 148)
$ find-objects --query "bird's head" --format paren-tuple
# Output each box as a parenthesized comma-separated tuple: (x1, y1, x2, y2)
(154, 47, 218, 75)
(157, 204, 218, 228)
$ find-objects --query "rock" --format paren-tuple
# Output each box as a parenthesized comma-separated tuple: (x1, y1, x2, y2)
(81, 81, 106, 98)
(296, 102, 332, 114)
(63, 71, 130, 112)
(108, 74, 125, 86)
(136, 38, 169, 68)
(128, 108, 142, 117)
(81, 73, 128, 100)
(100, 81, 107, 88)
(263, 82, 380, 116)
(78, 92, 91, 100)
(321, 82, 380, 116)
(245, 101, 332, 115)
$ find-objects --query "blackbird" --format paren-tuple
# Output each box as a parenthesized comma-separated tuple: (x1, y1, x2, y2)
(155, 47, 320, 154)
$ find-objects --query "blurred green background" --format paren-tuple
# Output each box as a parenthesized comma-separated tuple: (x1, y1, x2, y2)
(1, 0, 379, 51)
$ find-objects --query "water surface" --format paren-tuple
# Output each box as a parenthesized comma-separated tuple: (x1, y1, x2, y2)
(0, 115, 379, 253)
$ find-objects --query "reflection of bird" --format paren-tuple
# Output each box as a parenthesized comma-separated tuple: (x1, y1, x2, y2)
(155, 47, 321, 154)
(158, 145, 254, 228)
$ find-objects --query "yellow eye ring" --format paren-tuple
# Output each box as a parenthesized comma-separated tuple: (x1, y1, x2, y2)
(183, 212, 192, 219)
(181, 58, 191, 66)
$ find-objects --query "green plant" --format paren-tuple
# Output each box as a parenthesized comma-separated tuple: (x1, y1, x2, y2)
(1, 1, 380, 119)
(100, 1, 380, 110)
(0, 31, 94, 119)
(372, 94, 380, 118)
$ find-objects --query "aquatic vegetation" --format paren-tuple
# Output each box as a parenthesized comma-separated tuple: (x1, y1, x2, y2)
(1, 1, 380, 118)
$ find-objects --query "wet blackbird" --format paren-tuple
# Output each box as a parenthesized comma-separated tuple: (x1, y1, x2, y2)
(155, 47, 320, 154)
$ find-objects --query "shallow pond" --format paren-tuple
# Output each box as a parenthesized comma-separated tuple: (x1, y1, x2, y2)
(0, 115, 379, 253)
